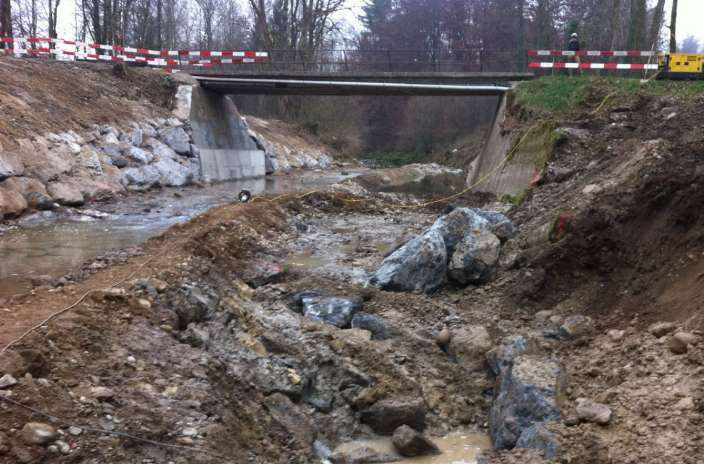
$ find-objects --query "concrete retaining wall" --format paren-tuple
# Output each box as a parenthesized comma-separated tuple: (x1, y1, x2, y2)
(187, 85, 265, 182)
(467, 91, 539, 198)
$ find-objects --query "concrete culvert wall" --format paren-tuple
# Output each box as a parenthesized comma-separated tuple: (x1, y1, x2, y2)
(188, 86, 266, 181)
(467, 91, 557, 199)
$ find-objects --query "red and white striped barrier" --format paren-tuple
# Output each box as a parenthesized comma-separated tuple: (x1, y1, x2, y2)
(528, 50, 658, 57)
(0, 36, 269, 69)
(529, 62, 659, 70)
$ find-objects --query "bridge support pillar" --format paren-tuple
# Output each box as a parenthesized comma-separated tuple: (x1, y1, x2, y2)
(186, 85, 265, 182)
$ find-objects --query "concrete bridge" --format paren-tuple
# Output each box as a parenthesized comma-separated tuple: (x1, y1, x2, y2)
(178, 70, 531, 183)
(190, 71, 530, 96)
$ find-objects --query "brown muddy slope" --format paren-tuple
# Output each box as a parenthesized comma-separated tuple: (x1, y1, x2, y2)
(0, 57, 173, 148)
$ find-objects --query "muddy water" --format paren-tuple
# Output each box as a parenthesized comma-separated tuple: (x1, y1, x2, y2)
(0, 170, 360, 298)
(332, 430, 491, 464)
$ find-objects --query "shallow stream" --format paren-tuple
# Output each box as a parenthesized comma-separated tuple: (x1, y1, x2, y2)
(0, 170, 359, 298)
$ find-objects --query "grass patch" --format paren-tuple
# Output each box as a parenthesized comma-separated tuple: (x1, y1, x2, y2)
(360, 151, 428, 168)
(515, 75, 704, 115)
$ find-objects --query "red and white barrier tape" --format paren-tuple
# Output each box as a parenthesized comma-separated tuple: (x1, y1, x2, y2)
(528, 50, 658, 57)
(0, 36, 268, 68)
(529, 62, 659, 70)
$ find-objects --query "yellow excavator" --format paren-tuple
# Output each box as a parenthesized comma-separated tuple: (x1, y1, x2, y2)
(658, 53, 704, 79)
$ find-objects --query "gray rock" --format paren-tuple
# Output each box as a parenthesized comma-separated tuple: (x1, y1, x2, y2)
(472, 209, 517, 241)
(429, 207, 489, 255)
(576, 398, 612, 425)
(391, 425, 439, 457)
(515, 423, 560, 459)
(121, 166, 161, 189)
(649, 321, 676, 338)
(153, 157, 194, 187)
(100, 144, 123, 159)
(126, 147, 153, 164)
(490, 355, 565, 450)
(447, 228, 500, 285)
(90, 386, 116, 401)
(190, 144, 200, 158)
(160, 127, 191, 155)
(0, 151, 24, 179)
(0, 374, 17, 389)
(360, 398, 426, 435)
(351, 313, 391, 340)
(179, 323, 210, 348)
(25, 191, 56, 211)
(110, 156, 129, 168)
(486, 336, 528, 376)
(303, 296, 362, 328)
(559, 315, 593, 339)
(21, 422, 58, 445)
(47, 182, 85, 206)
(130, 128, 143, 147)
(372, 229, 447, 293)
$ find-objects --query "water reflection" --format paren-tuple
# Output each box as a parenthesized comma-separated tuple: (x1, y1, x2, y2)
(0, 170, 360, 297)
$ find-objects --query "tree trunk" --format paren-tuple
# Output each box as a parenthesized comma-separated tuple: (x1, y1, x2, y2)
(156, 0, 162, 48)
(0, 0, 13, 44)
(648, 0, 666, 49)
(610, 0, 621, 49)
(669, 0, 678, 52)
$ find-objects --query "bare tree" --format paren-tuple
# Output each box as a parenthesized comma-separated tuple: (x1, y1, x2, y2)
(669, 0, 677, 52)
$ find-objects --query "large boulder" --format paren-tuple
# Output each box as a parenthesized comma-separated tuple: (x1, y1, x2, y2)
(302, 296, 362, 328)
(47, 181, 85, 206)
(0, 186, 28, 218)
(472, 209, 517, 241)
(121, 165, 162, 190)
(429, 207, 490, 255)
(447, 228, 501, 285)
(153, 157, 195, 187)
(359, 398, 426, 435)
(391, 425, 439, 457)
(490, 355, 565, 451)
(371, 229, 447, 293)
(160, 127, 191, 156)
(126, 146, 154, 164)
(0, 150, 24, 179)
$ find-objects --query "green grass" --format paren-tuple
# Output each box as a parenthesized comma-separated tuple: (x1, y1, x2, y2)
(515, 75, 704, 115)
(361, 151, 427, 168)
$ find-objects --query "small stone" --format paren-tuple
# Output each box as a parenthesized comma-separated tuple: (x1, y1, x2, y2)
(391, 425, 439, 457)
(54, 440, 70, 454)
(582, 184, 602, 195)
(534, 310, 553, 323)
(668, 335, 689, 354)
(176, 437, 194, 445)
(126, 356, 136, 364)
(0, 374, 17, 389)
(576, 398, 612, 425)
(68, 426, 83, 436)
(674, 397, 695, 410)
(22, 422, 58, 445)
(607, 329, 625, 342)
(137, 298, 152, 310)
(559, 315, 593, 339)
(181, 427, 198, 437)
(648, 321, 676, 338)
(90, 386, 115, 401)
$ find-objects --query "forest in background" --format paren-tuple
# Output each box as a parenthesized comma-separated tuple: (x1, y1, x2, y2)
(1, 0, 699, 161)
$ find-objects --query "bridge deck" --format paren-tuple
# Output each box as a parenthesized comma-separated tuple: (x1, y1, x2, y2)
(192, 75, 516, 96)
(188, 70, 533, 85)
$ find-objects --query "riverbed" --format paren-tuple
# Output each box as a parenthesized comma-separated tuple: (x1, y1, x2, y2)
(0, 170, 360, 298)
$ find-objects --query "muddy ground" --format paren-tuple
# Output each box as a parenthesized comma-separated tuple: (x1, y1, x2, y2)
(1, 88, 704, 464)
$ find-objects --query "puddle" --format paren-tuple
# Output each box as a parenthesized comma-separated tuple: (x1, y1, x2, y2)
(0, 170, 363, 298)
(285, 251, 327, 270)
(331, 430, 491, 464)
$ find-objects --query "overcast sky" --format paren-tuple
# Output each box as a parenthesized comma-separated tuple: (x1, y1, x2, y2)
(58, 0, 704, 49)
